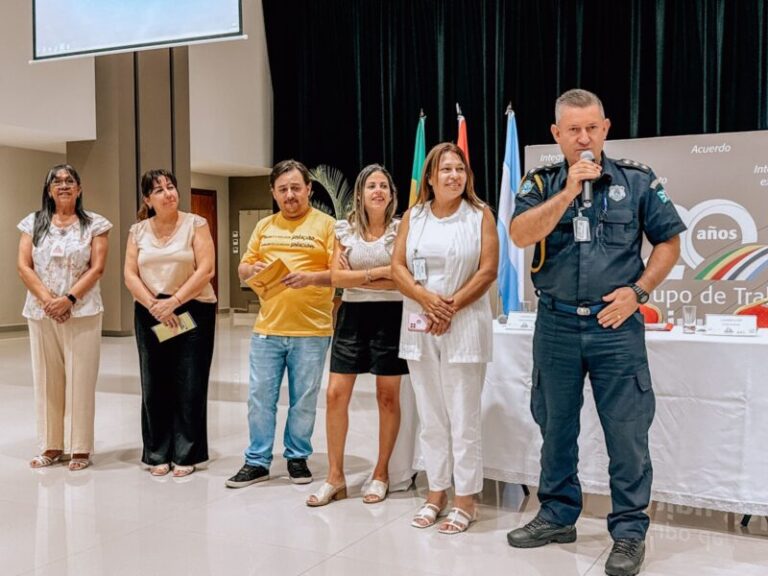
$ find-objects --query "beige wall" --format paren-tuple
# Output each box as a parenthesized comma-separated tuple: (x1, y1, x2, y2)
(191, 172, 231, 309)
(0, 146, 66, 328)
(0, 0, 95, 152)
(189, 0, 273, 174)
(229, 176, 273, 310)
(68, 50, 191, 335)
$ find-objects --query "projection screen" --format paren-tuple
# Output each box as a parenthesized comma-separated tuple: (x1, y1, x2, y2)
(33, 0, 243, 61)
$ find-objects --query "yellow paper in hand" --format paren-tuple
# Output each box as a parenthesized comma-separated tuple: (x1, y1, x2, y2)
(245, 258, 290, 300)
(151, 311, 197, 343)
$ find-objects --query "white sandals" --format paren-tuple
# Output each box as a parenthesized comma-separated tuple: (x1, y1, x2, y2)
(29, 453, 62, 468)
(437, 506, 478, 534)
(411, 501, 447, 528)
(306, 482, 348, 507)
(363, 479, 389, 504)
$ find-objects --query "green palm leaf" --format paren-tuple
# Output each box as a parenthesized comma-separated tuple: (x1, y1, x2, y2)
(309, 165, 353, 219)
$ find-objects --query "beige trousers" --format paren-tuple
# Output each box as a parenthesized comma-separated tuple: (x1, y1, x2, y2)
(28, 314, 102, 455)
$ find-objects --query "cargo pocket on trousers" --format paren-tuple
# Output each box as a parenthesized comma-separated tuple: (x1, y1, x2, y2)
(600, 367, 654, 422)
(530, 367, 547, 427)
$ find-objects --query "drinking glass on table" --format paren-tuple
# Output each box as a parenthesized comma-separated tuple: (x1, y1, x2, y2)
(683, 305, 697, 334)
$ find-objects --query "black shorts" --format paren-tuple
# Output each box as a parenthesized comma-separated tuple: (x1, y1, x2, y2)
(330, 301, 409, 376)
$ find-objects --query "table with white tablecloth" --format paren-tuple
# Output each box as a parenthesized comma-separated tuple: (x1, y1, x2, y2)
(481, 322, 768, 516)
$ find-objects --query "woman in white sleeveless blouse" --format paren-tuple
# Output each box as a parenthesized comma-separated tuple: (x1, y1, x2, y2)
(392, 143, 498, 534)
(307, 164, 408, 507)
(124, 169, 216, 478)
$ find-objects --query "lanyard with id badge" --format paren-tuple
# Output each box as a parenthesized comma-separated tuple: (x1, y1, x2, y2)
(410, 210, 430, 283)
(572, 193, 607, 243)
(408, 211, 431, 331)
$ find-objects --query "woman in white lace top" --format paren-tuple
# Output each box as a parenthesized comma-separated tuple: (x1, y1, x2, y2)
(17, 164, 112, 471)
(307, 164, 408, 507)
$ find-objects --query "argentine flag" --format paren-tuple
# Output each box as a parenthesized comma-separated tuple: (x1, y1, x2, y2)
(497, 109, 525, 313)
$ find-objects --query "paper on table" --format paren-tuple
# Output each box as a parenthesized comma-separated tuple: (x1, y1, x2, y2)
(244, 258, 290, 300)
(645, 322, 674, 331)
(151, 311, 197, 342)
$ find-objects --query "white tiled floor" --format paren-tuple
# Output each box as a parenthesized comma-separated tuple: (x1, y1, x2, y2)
(0, 315, 766, 575)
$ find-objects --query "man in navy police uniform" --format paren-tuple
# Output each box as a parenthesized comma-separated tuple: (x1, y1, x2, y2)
(506, 89, 686, 576)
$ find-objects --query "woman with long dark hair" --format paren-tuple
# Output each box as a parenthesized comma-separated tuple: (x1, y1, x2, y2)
(124, 169, 216, 478)
(17, 164, 112, 471)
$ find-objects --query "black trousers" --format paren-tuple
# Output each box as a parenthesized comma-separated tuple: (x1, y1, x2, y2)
(134, 298, 216, 466)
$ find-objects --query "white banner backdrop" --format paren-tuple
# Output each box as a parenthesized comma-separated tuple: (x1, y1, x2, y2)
(524, 130, 768, 316)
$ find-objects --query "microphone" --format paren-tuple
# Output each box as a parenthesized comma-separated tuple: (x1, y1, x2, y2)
(580, 150, 595, 208)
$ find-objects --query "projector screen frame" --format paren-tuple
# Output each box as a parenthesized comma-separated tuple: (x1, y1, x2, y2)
(32, 0, 244, 62)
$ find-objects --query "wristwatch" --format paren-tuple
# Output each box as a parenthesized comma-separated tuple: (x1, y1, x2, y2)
(628, 283, 649, 304)
(66, 293, 78, 304)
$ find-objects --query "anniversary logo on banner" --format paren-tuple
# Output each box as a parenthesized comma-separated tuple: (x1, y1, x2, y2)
(524, 130, 768, 315)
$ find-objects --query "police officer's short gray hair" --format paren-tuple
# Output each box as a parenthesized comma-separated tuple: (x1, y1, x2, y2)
(555, 89, 605, 123)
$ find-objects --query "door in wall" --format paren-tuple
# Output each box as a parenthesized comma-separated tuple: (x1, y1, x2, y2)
(191, 188, 218, 300)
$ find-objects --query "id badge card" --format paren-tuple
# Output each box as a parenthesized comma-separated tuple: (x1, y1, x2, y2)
(407, 312, 429, 332)
(412, 257, 427, 283)
(50, 240, 66, 258)
(572, 215, 591, 243)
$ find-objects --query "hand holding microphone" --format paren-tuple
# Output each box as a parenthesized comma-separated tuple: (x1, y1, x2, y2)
(580, 150, 596, 208)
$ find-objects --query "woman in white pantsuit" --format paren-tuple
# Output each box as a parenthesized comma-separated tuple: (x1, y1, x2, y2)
(392, 142, 498, 534)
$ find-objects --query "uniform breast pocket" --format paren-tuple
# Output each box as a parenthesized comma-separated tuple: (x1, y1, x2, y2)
(547, 211, 575, 255)
(601, 209, 635, 247)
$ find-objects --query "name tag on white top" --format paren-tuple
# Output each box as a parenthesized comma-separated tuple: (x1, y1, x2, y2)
(412, 257, 427, 282)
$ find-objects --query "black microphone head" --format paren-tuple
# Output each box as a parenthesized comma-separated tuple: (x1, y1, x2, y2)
(580, 150, 595, 161)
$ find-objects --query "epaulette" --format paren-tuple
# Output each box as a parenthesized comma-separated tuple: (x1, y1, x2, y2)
(525, 163, 561, 178)
(616, 158, 651, 173)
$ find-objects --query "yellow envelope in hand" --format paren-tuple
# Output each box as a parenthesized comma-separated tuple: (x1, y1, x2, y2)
(151, 311, 197, 343)
(245, 258, 291, 300)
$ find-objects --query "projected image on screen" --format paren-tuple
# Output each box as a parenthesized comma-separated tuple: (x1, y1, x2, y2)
(34, 0, 242, 60)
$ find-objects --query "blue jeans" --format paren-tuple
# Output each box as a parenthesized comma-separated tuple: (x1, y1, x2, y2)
(245, 334, 331, 468)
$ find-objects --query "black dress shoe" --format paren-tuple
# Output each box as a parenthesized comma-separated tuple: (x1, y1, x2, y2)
(507, 515, 577, 548)
(605, 538, 645, 576)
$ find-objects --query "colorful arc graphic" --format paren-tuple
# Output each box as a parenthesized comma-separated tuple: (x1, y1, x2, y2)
(696, 244, 768, 281)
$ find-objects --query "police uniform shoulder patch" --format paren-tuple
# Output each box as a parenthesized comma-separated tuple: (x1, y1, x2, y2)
(617, 158, 651, 173)
(518, 179, 535, 196)
(649, 177, 671, 203)
(526, 162, 561, 177)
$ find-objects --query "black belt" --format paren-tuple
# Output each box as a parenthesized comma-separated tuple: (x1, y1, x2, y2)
(538, 293, 606, 317)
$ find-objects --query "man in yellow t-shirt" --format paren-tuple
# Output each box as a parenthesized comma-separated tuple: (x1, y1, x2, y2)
(226, 159, 335, 489)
